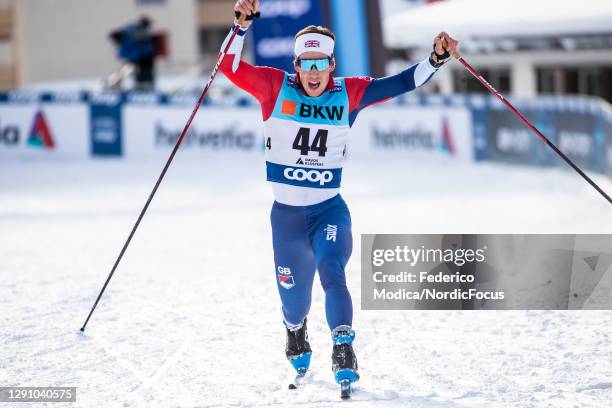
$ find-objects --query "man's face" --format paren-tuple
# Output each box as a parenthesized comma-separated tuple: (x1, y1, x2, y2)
(295, 51, 335, 97)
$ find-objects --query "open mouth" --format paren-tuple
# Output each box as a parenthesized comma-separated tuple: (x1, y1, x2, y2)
(308, 81, 321, 90)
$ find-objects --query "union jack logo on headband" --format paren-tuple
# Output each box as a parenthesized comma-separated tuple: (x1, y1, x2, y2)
(304, 40, 320, 48)
(295, 33, 334, 57)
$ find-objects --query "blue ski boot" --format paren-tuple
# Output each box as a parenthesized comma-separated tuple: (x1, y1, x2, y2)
(285, 318, 312, 388)
(331, 325, 359, 399)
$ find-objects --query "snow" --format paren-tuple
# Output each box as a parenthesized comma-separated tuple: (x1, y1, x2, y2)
(384, 0, 612, 49)
(1, 153, 611, 407)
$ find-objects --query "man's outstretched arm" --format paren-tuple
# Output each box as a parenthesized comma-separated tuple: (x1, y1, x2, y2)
(346, 32, 459, 118)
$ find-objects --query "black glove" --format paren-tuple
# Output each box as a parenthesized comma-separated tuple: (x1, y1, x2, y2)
(235, 10, 261, 21)
(429, 44, 451, 68)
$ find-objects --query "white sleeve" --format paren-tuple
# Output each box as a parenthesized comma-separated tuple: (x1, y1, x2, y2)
(414, 58, 438, 87)
(220, 24, 249, 73)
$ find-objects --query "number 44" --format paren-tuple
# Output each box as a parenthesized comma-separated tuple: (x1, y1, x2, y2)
(292, 127, 328, 157)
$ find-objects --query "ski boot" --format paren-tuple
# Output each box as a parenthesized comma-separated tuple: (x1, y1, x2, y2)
(285, 318, 312, 389)
(331, 325, 359, 399)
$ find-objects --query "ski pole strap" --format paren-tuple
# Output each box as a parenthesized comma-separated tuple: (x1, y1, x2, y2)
(235, 10, 261, 21)
(430, 44, 451, 68)
(435, 48, 451, 61)
(429, 53, 446, 68)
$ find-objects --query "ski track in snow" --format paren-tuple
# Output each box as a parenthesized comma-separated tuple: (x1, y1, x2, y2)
(1, 154, 611, 407)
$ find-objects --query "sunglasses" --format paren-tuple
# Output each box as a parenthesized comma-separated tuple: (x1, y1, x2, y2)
(297, 58, 331, 72)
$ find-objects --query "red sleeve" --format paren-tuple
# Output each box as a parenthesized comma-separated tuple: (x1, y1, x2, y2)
(219, 55, 285, 121)
(344, 76, 374, 113)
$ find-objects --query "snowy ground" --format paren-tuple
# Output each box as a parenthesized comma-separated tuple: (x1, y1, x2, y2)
(1, 153, 611, 407)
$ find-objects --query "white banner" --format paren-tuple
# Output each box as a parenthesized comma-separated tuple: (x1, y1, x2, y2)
(122, 104, 473, 162)
(349, 106, 474, 162)
(0, 104, 89, 159)
(122, 105, 265, 158)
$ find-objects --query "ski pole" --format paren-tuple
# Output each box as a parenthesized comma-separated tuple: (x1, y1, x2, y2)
(447, 45, 611, 205)
(80, 14, 250, 332)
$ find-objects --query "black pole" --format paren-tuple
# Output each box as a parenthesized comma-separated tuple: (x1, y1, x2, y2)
(81, 18, 247, 332)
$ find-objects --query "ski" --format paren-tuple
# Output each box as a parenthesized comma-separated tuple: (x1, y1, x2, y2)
(340, 379, 352, 399)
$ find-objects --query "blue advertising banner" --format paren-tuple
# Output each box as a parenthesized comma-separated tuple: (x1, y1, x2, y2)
(555, 110, 599, 173)
(252, 0, 324, 72)
(484, 106, 555, 167)
(90, 93, 123, 157)
(471, 96, 612, 176)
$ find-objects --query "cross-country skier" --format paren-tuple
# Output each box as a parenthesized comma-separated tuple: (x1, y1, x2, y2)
(223, 0, 458, 397)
